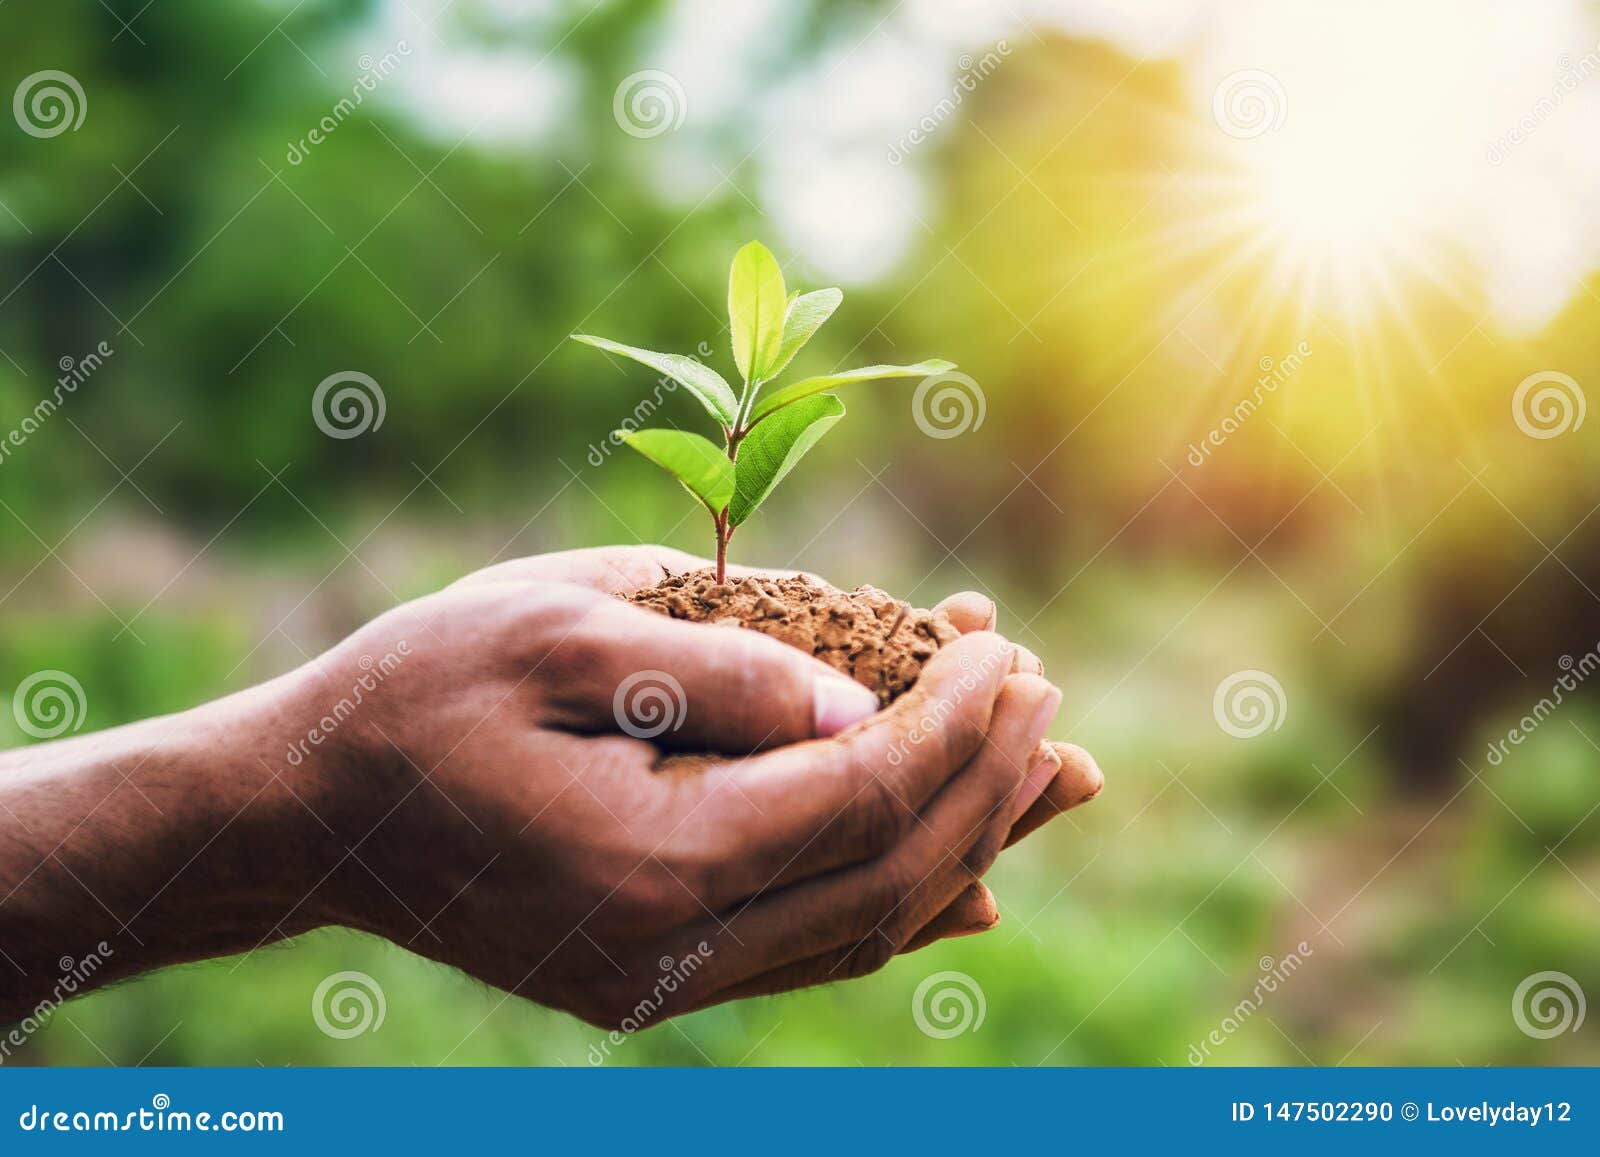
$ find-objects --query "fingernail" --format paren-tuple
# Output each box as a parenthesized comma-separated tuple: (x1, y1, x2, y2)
(1079, 761, 1106, 804)
(1009, 645, 1042, 675)
(1012, 745, 1061, 822)
(950, 915, 1000, 938)
(813, 676, 878, 737)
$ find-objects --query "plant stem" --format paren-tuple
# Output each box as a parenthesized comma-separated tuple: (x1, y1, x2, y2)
(713, 423, 745, 584)
(713, 510, 728, 584)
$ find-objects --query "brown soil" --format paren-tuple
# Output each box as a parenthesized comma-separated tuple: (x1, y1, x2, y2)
(627, 568, 959, 706)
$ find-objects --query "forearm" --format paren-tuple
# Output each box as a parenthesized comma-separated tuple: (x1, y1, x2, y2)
(0, 672, 338, 1020)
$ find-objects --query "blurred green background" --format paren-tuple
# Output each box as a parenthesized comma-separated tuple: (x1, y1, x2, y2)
(3, 0, 1599, 1065)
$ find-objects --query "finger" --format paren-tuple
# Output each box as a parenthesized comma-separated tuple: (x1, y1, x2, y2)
(933, 591, 996, 634)
(1005, 742, 1105, 847)
(1011, 645, 1044, 675)
(659, 632, 1017, 904)
(541, 596, 879, 751)
(901, 882, 999, 953)
(929, 593, 1048, 680)
(677, 674, 1059, 1006)
(900, 742, 1058, 953)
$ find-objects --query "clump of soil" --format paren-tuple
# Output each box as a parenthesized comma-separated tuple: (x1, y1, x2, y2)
(628, 569, 959, 705)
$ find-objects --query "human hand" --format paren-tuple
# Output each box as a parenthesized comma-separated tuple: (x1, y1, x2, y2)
(0, 544, 1101, 1032)
(289, 545, 1098, 1026)
(455, 547, 1105, 946)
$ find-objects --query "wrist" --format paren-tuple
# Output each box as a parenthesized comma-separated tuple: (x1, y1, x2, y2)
(165, 667, 355, 937)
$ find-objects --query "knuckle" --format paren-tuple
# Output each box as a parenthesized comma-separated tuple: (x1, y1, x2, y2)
(960, 824, 1008, 880)
(837, 933, 898, 981)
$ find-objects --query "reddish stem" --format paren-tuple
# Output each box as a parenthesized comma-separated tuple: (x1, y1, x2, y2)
(714, 426, 745, 585)
(714, 512, 728, 584)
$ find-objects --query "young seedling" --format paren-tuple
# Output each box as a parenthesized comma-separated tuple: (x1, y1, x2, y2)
(572, 241, 954, 582)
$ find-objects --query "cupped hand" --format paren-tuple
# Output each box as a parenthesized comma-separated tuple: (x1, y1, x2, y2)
(296, 545, 1100, 1028)
(459, 547, 1104, 941)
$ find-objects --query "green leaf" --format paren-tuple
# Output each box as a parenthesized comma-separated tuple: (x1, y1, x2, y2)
(749, 359, 956, 424)
(730, 394, 845, 526)
(727, 241, 787, 386)
(616, 428, 735, 513)
(571, 334, 739, 427)
(764, 287, 842, 382)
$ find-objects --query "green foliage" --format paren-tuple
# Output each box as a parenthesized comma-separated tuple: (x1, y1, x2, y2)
(727, 240, 788, 389)
(750, 358, 954, 423)
(613, 428, 734, 513)
(730, 393, 844, 526)
(572, 241, 954, 569)
(768, 288, 843, 381)
(570, 335, 739, 427)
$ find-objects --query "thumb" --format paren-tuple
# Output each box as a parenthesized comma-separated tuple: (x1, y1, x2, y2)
(543, 598, 879, 753)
